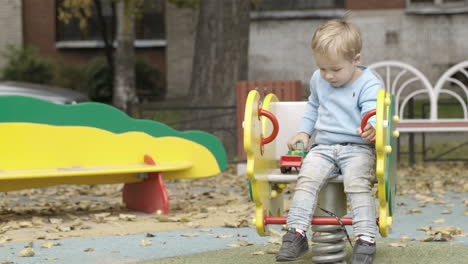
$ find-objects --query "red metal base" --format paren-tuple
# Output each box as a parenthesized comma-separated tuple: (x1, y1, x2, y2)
(264, 216, 380, 226)
(265, 216, 353, 225)
(122, 155, 169, 214)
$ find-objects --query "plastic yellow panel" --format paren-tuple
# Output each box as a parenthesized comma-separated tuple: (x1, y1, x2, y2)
(0, 162, 192, 180)
(244, 90, 280, 236)
(375, 89, 398, 237)
(0, 123, 221, 191)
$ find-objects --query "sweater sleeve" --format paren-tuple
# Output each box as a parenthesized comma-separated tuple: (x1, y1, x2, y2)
(299, 73, 320, 135)
(359, 80, 381, 128)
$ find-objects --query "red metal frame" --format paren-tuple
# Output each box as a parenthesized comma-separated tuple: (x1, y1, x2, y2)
(264, 216, 380, 226)
(361, 109, 377, 131)
(259, 108, 279, 145)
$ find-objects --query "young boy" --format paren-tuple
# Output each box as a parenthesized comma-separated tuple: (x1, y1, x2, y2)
(275, 20, 381, 264)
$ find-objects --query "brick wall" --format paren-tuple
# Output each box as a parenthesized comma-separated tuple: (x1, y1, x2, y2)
(346, 0, 405, 9)
(22, 0, 166, 77)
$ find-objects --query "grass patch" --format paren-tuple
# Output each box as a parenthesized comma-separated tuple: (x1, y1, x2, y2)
(402, 98, 464, 119)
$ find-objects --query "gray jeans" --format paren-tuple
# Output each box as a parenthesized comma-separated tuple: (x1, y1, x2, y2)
(286, 143, 378, 237)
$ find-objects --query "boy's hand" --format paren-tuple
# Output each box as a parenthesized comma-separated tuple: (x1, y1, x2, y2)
(357, 123, 376, 142)
(288, 132, 310, 150)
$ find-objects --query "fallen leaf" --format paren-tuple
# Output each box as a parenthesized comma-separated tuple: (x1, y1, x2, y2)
(441, 210, 452, 214)
(431, 226, 463, 235)
(268, 237, 281, 245)
(226, 244, 240, 247)
(46, 257, 58, 260)
(418, 226, 431, 232)
(421, 236, 434, 242)
(57, 225, 71, 232)
(399, 235, 413, 241)
(0, 236, 10, 244)
(140, 239, 152, 246)
(389, 242, 408, 248)
(224, 221, 238, 228)
(269, 229, 284, 237)
(265, 248, 279, 254)
(238, 240, 253, 246)
(146, 233, 156, 237)
(84, 248, 94, 252)
(215, 234, 233, 239)
(433, 219, 446, 224)
(18, 248, 34, 257)
(18, 221, 33, 228)
(181, 233, 199, 237)
(42, 241, 55, 248)
(49, 218, 63, 224)
(119, 214, 137, 221)
(252, 251, 265, 255)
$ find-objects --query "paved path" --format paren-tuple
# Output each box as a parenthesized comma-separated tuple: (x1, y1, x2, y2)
(1, 193, 466, 264)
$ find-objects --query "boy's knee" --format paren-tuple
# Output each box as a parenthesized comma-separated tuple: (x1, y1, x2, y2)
(343, 177, 373, 193)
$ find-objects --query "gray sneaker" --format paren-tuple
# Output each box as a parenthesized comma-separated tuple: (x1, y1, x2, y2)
(276, 228, 309, 262)
(350, 238, 376, 264)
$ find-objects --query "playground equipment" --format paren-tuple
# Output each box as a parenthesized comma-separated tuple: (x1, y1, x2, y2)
(243, 89, 398, 263)
(0, 96, 227, 214)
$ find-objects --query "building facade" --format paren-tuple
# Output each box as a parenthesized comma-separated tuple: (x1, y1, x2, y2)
(167, 0, 468, 99)
(0, 0, 23, 68)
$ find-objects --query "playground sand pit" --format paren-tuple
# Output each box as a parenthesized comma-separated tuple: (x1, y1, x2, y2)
(0, 167, 256, 243)
(0, 163, 467, 244)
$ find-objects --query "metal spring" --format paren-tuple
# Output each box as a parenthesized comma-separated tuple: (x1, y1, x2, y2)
(311, 225, 347, 264)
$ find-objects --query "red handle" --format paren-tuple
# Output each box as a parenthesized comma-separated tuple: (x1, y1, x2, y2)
(361, 109, 376, 132)
(259, 108, 279, 145)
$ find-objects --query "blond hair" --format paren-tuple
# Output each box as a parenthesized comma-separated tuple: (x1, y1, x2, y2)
(311, 20, 362, 61)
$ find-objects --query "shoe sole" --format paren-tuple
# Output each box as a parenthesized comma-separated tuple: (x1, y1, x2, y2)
(276, 250, 308, 262)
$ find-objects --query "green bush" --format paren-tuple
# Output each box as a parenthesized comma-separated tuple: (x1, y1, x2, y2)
(1, 45, 54, 84)
(84, 57, 166, 103)
(135, 58, 166, 101)
(84, 57, 113, 102)
(51, 60, 86, 93)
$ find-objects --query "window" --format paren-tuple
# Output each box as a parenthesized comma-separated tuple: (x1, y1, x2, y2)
(251, 0, 346, 20)
(406, 0, 468, 14)
(56, 0, 165, 48)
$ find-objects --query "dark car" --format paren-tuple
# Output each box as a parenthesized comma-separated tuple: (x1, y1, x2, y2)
(0, 81, 89, 104)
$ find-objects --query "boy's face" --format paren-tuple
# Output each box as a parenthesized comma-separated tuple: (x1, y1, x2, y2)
(315, 53, 361, 87)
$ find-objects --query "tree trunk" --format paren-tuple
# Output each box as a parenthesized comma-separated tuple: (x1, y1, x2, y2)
(93, 0, 114, 75)
(113, 0, 138, 111)
(190, 0, 250, 107)
(188, 0, 250, 159)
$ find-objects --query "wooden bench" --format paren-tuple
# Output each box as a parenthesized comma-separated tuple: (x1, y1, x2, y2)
(243, 89, 398, 237)
(0, 96, 227, 214)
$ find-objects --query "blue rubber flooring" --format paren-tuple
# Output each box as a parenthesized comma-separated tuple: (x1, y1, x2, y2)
(0, 193, 466, 264)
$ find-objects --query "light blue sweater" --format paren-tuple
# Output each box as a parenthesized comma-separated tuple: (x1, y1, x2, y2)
(299, 66, 382, 145)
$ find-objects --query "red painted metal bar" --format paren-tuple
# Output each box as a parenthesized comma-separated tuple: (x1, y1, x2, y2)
(259, 108, 279, 145)
(361, 109, 377, 131)
(265, 216, 353, 225)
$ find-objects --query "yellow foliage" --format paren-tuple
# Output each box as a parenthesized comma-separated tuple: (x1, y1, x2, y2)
(58, 0, 93, 30)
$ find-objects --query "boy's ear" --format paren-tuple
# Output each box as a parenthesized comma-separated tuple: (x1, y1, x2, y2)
(354, 53, 361, 65)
